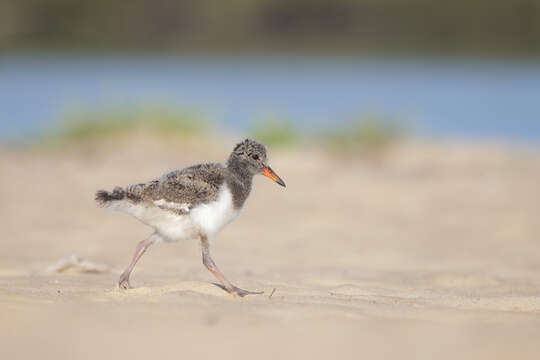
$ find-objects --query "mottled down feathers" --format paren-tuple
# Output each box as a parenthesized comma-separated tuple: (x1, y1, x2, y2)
(95, 139, 266, 212)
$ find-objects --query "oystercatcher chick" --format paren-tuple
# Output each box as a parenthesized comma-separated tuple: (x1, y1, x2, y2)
(95, 139, 285, 297)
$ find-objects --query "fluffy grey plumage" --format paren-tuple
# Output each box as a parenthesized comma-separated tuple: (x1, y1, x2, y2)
(95, 139, 270, 212)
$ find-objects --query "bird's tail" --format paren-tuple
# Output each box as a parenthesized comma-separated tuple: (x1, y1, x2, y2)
(95, 187, 126, 206)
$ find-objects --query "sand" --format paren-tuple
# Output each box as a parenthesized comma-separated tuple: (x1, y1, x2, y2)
(1, 136, 540, 359)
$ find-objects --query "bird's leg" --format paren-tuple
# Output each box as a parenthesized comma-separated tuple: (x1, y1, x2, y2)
(118, 234, 157, 289)
(200, 235, 263, 297)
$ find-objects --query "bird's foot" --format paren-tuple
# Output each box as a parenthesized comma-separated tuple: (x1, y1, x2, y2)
(211, 282, 264, 297)
(118, 273, 132, 290)
(228, 285, 264, 298)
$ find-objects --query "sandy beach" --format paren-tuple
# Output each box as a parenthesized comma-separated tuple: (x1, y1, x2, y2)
(1, 137, 540, 359)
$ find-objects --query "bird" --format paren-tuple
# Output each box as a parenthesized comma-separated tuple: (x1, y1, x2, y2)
(95, 139, 286, 297)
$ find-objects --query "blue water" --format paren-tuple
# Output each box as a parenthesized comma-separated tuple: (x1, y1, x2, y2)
(1, 54, 539, 142)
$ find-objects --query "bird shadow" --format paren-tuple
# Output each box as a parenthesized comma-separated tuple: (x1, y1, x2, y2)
(211, 282, 228, 292)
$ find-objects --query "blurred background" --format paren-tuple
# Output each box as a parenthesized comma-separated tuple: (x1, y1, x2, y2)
(1, 0, 539, 143)
(2, 2, 540, 360)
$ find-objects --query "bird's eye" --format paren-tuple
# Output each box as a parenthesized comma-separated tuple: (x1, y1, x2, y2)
(251, 154, 259, 160)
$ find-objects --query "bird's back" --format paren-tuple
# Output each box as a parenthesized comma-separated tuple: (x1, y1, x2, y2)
(97, 163, 226, 210)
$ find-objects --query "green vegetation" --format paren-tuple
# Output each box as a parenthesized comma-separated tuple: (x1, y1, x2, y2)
(322, 117, 405, 156)
(250, 118, 299, 147)
(51, 105, 209, 142)
(33, 104, 406, 161)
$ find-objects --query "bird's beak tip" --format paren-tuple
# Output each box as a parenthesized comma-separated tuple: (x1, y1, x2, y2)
(262, 166, 286, 188)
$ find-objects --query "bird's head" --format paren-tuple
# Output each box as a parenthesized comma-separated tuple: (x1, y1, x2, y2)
(228, 139, 286, 187)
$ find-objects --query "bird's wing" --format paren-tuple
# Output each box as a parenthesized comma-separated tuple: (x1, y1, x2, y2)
(129, 163, 226, 213)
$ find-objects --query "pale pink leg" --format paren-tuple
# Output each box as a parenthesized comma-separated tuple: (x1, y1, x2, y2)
(201, 235, 263, 297)
(118, 234, 157, 289)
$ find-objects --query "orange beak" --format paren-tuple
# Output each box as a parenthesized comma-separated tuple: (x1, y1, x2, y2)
(262, 166, 286, 187)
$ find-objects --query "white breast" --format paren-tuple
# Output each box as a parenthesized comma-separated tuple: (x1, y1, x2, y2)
(190, 184, 240, 237)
